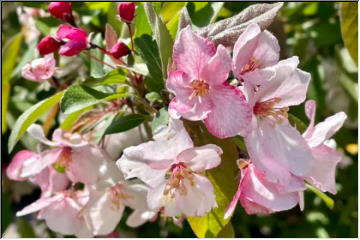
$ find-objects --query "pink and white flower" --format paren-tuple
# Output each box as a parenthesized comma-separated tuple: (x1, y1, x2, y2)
(167, 26, 252, 139)
(21, 54, 56, 82)
(241, 57, 314, 185)
(117, 119, 222, 217)
(11, 124, 108, 185)
(225, 161, 304, 218)
(303, 100, 347, 194)
(16, 188, 93, 237)
(233, 23, 280, 81)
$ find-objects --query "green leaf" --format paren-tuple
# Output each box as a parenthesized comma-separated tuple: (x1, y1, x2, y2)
(160, 2, 186, 23)
(2, 82, 10, 134)
(135, 3, 152, 38)
(135, 35, 164, 92)
(85, 69, 127, 86)
(8, 91, 64, 153)
(187, 2, 224, 28)
(340, 2, 358, 64)
(185, 121, 238, 238)
(1, 193, 11, 235)
(288, 113, 307, 133)
(217, 223, 235, 238)
(105, 114, 147, 135)
(16, 218, 36, 238)
(2, 33, 23, 84)
(60, 106, 92, 131)
(150, 107, 169, 133)
(60, 85, 130, 114)
(306, 183, 334, 209)
(144, 3, 174, 78)
(145, 92, 162, 104)
(89, 33, 106, 78)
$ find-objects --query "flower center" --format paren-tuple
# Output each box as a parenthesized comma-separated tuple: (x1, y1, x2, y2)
(253, 97, 289, 123)
(188, 80, 209, 100)
(240, 57, 260, 75)
(109, 183, 132, 210)
(52, 147, 72, 173)
(163, 162, 195, 199)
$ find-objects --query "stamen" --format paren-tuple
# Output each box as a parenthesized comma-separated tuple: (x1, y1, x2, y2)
(240, 57, 260, 75)
(254, 98, 289, 123)
(109, 183, 132, 210)
(188, 80, 209, 100)
(163, 162, 195, 199)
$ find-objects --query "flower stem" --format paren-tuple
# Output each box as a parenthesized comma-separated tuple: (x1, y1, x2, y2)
(127, 23, 135, 52)
(83, 51, 116, 69)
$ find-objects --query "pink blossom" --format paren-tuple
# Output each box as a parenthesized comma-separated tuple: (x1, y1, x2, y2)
(109, 41, 131, 59)
(233, 23, 280, 81)
(303, 100, 347, 194)
(225, 161, 304, 218)
(21, 54, 56, 82)
(56, 24, 88, 56)
(16, 189, 93, 237)
(15, 124, 107, 185)
(241, 57, 314, 185)
(167, 26, 252, 139)
(37, 36, 62, 55)
(118, 119, 222, 216)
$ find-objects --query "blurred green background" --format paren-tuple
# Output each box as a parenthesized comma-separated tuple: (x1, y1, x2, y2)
(1, 2, 358, 238)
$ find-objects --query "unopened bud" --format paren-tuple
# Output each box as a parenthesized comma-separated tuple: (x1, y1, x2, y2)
(37, 36, 61, 55)
(109, 42, 131, 59)
(48, 2, 74, 24)
(118, 2, 136, 23)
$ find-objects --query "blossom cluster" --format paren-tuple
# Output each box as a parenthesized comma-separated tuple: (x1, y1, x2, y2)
(8, 2, 347, 237)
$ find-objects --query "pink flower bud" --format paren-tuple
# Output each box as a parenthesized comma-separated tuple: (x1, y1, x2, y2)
(48, 2, 73, 23)
(109, 42, 131, 59)
(37, 36, 61, 55)
(118, 2, 136, 23)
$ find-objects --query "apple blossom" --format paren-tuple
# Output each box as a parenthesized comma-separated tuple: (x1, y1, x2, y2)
(109, 41, 131, 59)
(303, 100, 347, 194)
(56, 24, 88, 56)
(21, 54, 56, 82)
(118, 119, 222, 217)
(232, 23, 280, 81)
(225, 160, 305, 218)
(241, 57, 314, 186)
(167, 26, 252, 138)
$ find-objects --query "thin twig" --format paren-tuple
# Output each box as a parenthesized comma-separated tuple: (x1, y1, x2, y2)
(83, 51, 116, 69)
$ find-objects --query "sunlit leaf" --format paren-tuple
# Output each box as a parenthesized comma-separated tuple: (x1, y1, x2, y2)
(340, 2, 358, 64)
(105, 113, 148, 135)
(60, 85, 130, 114)
(8, 91, 65, 152)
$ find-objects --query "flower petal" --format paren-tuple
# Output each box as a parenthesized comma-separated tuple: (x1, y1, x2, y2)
(254, 57, 311, 108)
(59, 40, 88, 56)
(173, 26, 216, 79)
(204, 83, 252, 138)
(6, 150, 40, 181)
(16, 194, 63, 217)
(306, 145, 343, 194)
(245, 120, 313, 184)
(176, 144, 222, 172)
(27, 124, 58, 146)
(200, 44, 232, 86)
(224, 180, 242, 219)
(304, 112, 347, 148)
(56, 24, 87, 40)
(239, 164, 300, 214)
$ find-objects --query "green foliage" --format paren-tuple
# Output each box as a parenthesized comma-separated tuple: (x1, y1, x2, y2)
(84, 69, 127, 86)
(60, 85, 129, 114)
(89, 33, 106, 78)
(306, 183, 334, 209)
(105, 113, 148, 135)
(135, 35, 164, 92)
(8, 91, 64, 152)
(187, 2, 224, 28)
(16, 218, 37, 238)
(340, 3, 358, 64)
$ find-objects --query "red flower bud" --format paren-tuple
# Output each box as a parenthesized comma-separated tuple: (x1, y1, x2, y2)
(118, 2, 136, 23)
(109, 42, 131, 59)
(48, 2, 74, 23)
(37, 36, 61, 55)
